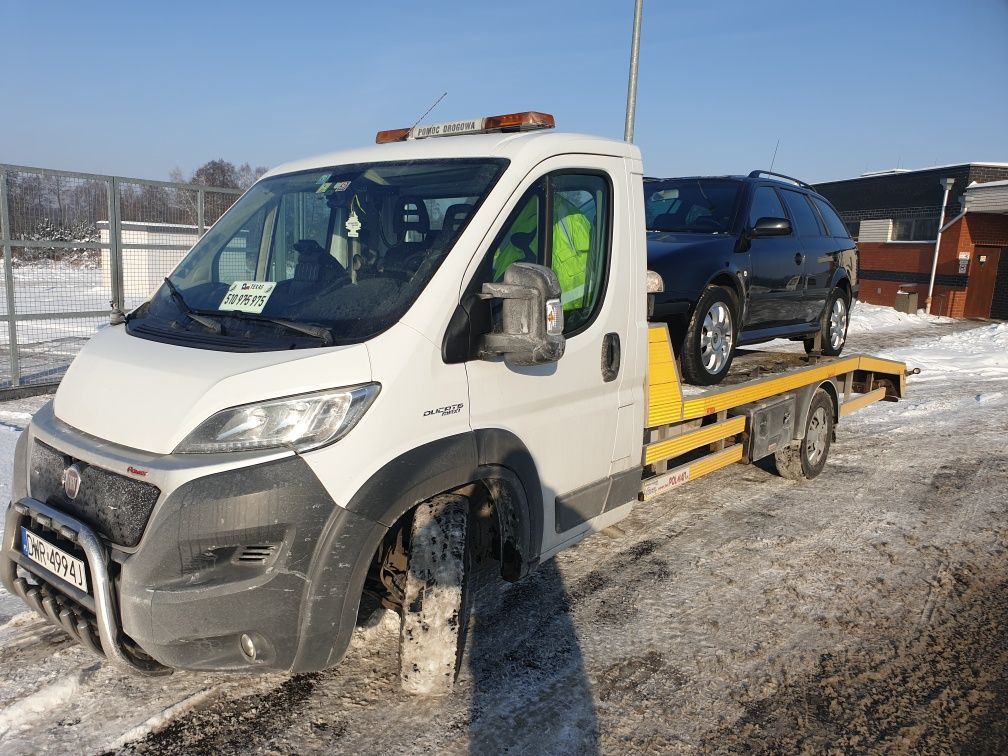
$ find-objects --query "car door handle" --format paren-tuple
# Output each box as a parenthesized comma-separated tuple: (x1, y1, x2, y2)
(602, 333, 620, 382)
(794, 253, 804, 265)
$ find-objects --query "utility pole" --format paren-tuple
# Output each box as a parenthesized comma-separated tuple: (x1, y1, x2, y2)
(624, 0, 644, 143)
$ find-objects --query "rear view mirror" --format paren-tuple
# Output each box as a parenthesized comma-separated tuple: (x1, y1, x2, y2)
(479, 263, 565, 366)
(751, 217, 792, 237)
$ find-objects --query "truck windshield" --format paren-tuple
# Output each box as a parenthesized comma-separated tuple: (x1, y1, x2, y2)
(644, 178, 741, 234)
(127, 158, 507, 350)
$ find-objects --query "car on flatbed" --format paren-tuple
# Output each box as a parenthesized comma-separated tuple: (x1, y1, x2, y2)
(3, 113, 901, 695)
(645, 172, 859, 384)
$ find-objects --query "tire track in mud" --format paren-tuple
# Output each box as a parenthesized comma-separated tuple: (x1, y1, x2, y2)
(109, 673, 329, 755)
(698, 566, 1008, 753)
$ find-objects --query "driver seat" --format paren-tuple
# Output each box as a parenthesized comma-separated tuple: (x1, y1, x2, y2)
(293, 239, 346, 282)
(383, 196, 431, 270)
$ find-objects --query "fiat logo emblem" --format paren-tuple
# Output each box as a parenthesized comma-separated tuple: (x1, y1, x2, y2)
(62, 464, 82, 500)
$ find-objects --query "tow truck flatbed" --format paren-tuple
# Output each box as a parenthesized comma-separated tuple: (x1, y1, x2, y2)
(641, 323, 905, 500)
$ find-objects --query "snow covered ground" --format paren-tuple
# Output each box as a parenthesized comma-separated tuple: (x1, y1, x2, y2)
(0, 303, 1005, 753)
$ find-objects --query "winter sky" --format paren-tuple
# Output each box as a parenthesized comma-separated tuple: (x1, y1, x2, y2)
(1, 0, 1006, 183)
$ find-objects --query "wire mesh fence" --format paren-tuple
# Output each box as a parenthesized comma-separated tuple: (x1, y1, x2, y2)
(0, 164, 242, 394)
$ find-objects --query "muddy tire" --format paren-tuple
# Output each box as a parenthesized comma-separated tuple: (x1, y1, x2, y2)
(398, 494, 471, 695)
(681, 285, 738, 386)
(774, 389, 834, 480)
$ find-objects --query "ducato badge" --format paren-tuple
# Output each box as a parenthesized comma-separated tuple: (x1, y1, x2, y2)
(62, 464, 82, 500)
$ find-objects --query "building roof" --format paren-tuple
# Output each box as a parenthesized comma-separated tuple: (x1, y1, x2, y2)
(818, 162, 1008, 185)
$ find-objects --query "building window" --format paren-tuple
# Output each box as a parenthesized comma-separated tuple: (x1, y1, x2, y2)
(891, 217, 939, 241)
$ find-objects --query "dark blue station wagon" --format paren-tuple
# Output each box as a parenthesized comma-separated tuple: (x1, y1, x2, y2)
(645, 171, 859, 385)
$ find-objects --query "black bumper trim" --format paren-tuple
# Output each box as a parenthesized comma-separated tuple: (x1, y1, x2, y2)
(0, 498, 170, 676)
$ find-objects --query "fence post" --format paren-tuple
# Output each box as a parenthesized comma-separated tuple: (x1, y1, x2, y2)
(197, 189, 205, 237)
(107, 176, 124, 309)
(0, 170, 20, 387)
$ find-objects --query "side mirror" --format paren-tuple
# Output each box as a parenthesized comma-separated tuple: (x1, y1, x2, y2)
(751, 217, 792, 237)
(479, 262, 565, 366)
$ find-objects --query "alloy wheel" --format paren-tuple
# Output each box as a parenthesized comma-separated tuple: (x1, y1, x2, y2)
(701, 302, 733, 374)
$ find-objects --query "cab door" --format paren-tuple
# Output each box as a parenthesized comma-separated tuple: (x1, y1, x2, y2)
(462, 156, 633, 557)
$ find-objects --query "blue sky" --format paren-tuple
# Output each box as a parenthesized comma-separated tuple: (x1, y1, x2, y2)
(2, 1, 1005, 183)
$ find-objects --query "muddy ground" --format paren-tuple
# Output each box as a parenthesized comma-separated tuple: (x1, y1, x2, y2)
(0, 316, 1006, 754)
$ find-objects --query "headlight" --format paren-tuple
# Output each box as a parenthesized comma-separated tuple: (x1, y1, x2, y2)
(175, 383, 380, 454)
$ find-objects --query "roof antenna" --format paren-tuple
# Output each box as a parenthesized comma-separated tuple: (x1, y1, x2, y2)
(769, 138, 781, 172)
(410, 92, 448, 132)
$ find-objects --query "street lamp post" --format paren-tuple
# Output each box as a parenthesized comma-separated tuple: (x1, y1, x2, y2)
(624, 0, 644, 143)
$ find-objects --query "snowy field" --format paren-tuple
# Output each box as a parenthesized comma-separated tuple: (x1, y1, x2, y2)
(0, 303, 1006, 753)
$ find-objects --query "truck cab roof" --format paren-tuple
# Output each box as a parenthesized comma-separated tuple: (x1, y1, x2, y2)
(263, 131, 643, 180)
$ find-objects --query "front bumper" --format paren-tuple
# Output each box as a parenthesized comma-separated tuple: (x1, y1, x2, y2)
(2, 410, 387, 674)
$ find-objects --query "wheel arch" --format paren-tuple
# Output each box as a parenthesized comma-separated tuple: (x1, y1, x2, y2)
(792, 380, 840, 441)
(708, 271, 744, 310)
(830, 272, 853, 305)
(291, 430, 543, 672)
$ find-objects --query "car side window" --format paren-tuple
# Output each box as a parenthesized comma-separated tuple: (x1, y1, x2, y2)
(811, 196, 850, 238)
(748, 186, 787, 228)
(480, 172, 610, 335)
(780, 190, 825, 237)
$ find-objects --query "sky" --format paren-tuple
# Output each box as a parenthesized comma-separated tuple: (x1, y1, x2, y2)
(1, 0, 1006, 184)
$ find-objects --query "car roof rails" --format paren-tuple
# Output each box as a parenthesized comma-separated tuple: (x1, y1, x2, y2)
(748, 170, 814, 191)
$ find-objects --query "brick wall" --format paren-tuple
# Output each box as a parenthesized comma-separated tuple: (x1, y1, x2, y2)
(856, 213, 1008, 317)
(960, 213, 1008, 249)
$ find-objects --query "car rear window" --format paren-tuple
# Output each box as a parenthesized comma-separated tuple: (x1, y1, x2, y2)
(812, 196, 850, 238)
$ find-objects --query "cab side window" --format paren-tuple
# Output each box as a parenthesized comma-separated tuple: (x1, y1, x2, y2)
(483, 172, 610, 335)
(551, 174, 609, 332)
(748, 186, 787, 228)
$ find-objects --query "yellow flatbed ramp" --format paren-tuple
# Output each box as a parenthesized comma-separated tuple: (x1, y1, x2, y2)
(641, 324, 907, 500)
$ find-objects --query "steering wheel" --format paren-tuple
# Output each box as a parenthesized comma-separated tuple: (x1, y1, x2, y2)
(690, 215, 722, 230)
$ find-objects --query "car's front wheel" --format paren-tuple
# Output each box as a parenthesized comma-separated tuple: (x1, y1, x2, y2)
(805, 288, 849, 357)
(681, 285, 738, 385)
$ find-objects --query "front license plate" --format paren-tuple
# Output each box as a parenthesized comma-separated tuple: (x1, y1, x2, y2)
(21, 528, 89, 594)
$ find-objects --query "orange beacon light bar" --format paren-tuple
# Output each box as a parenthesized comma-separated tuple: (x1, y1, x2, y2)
(375, 111, 555, 144)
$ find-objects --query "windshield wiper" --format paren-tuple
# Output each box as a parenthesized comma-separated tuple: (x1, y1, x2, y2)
(163, 277, 222, 333)
(221, 311, 335, 347)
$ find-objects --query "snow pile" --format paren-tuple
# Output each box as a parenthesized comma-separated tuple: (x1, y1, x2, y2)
(848, 302, 953, 335)
(883, 322, 1008, 382)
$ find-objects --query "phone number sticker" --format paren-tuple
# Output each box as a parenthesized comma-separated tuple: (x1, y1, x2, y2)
(219, 281, 276, 313)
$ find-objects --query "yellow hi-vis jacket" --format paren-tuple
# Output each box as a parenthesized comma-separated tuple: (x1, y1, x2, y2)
(492, 195, 592, 311)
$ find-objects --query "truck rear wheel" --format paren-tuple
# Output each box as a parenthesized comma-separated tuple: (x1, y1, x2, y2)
(398, 494, 471, 695)
(774, 389, 834, 480)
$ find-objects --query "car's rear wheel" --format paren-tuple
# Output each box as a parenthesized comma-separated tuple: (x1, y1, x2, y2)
(682, 285, 738, 385)
(804, 288, 849, 356)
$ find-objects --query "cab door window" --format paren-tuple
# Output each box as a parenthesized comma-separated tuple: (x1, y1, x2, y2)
(483, 172, 610, 335)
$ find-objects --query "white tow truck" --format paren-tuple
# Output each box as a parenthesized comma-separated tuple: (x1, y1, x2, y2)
(2, 112, 906, 693)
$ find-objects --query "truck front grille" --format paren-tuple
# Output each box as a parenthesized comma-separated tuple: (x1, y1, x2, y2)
(29, 441, 161, 548)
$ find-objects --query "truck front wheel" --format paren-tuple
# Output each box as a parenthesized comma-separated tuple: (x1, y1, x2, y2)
(398, 494, 471, 695)
(774, 389, 834, 480)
